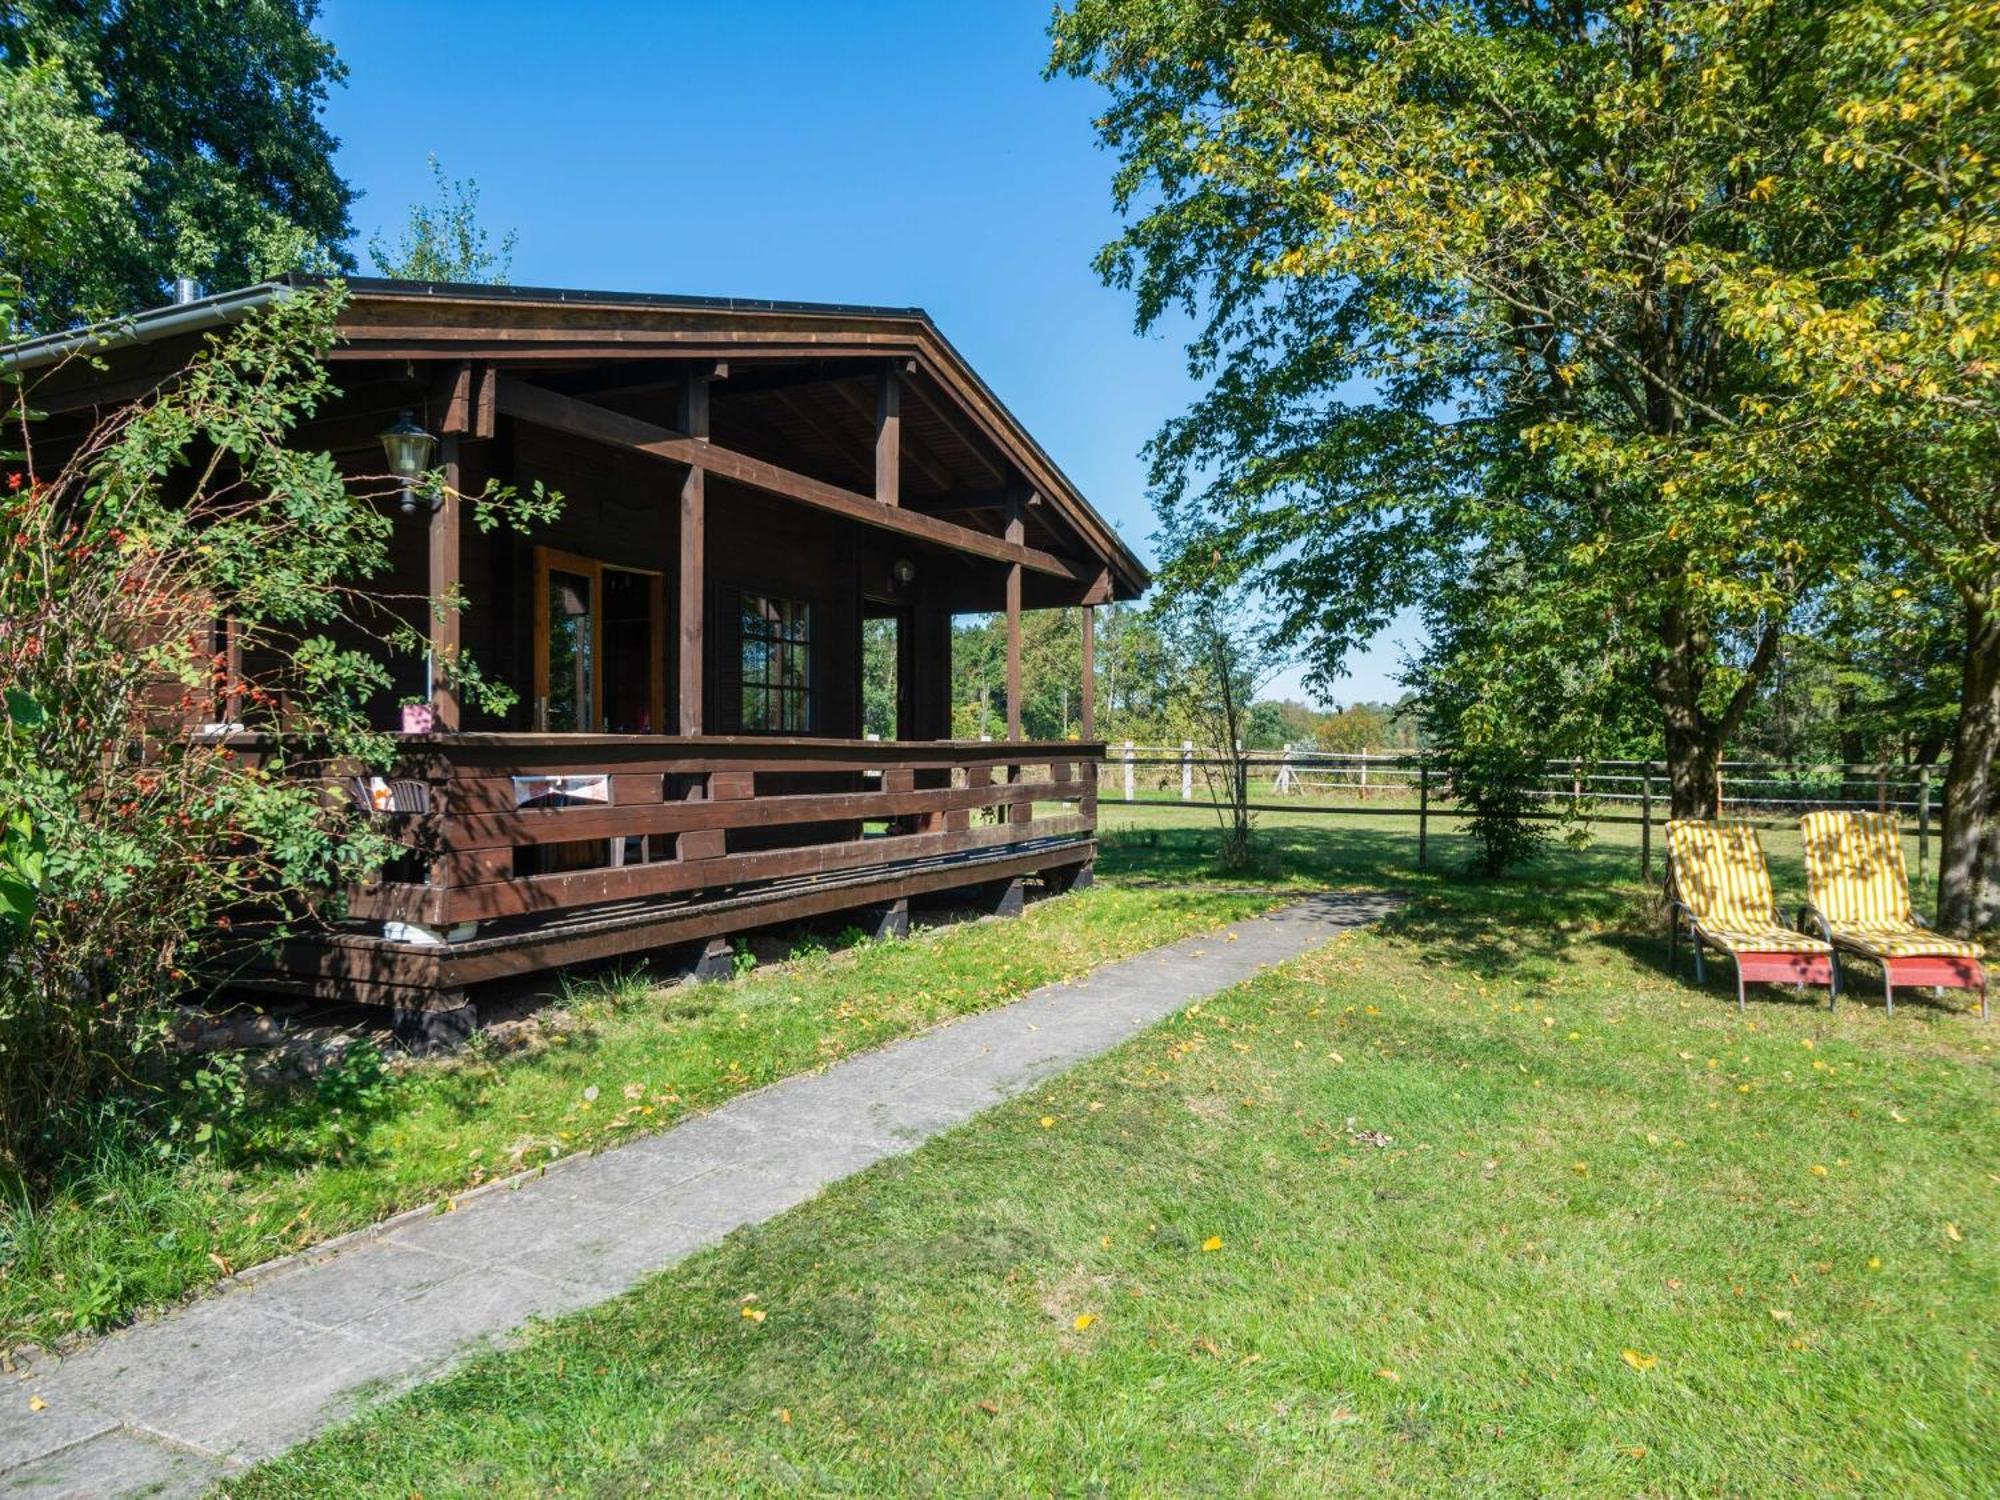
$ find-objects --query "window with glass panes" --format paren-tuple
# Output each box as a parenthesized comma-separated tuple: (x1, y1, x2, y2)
(739, 592, 812, 732)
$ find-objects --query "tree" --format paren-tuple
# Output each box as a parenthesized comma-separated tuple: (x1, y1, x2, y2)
(1409, 545, 1653, 875)
(1051, 0, 1860, 821)
(0, 54, 143, 331)
(367, 155, 517, 284)
(1152, 567, 1284, 869)
(1694, 1, 2000, 930)
(0, 0, 354, 327)
(0, 285, 555, 1175)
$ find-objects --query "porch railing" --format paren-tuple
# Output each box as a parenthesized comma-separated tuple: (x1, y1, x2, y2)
(348, 735, 1100, 931)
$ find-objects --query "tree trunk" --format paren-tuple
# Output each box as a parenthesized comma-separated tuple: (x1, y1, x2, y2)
(1649, 608, 1778, 820)
(1936, 603, 2000, 934)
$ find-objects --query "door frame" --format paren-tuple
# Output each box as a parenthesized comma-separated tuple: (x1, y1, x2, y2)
(531, 544, 665, 733)
(861, 594, 913, 742)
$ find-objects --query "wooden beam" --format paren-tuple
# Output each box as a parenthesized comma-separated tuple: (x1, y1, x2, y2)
(902, 369, 1009, 487)
(429, 434, 462, 730)
(875, 366, 900, 506)
(439, 362, 474, 434)
(767, 386, 873, 491)
(678, 373, 708, 736)
(1006, 493, 1024, 741)
(493, 376, 1093, 583)
(826, 377, 957, 491)
(473, 363, 497, 439)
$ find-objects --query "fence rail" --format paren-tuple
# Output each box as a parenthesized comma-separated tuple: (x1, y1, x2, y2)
(1093, 742, 1941, 882)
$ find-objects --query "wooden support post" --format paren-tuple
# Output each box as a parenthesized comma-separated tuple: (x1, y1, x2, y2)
(1080, 603, 1096, 739)
(678, 372, 708, 736)
(1124, 740, 1137, 802)
(1640, 760, 1654, 883)
(875, 366, 900, 506)
(1181, 740, 1193, 800)
(428, 434, 462, 731)
(1418, 757, 1430, 870)
(1004, 493, 1024, 740)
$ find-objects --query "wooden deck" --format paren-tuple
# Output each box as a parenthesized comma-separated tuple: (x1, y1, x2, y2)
(246, 734, 1099, 1014)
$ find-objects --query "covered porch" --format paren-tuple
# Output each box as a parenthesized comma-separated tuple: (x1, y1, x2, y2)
(250, 279, 1147, 1014)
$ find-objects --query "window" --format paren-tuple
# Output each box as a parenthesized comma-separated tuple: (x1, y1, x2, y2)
(740, 592, 812, 733)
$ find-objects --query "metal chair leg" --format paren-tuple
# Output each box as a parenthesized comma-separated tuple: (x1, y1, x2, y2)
(1982, 973, 1990, 1023)
(1737, 965, 1747, 1011)
(1884, 971, 1894, 1014)
(1693, 942, 1705, 987)
(1829, 955, 1841, 1011)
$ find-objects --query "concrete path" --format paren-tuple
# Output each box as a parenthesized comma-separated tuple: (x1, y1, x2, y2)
(0, 892, 1395, 1497)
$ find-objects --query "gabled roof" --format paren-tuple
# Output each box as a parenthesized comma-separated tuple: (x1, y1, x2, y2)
(2, 275, 1149, 598)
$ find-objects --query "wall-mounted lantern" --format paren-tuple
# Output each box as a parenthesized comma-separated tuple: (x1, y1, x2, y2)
(378, 411, 437, 515)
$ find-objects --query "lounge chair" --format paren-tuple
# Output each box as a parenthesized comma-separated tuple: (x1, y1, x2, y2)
(1667, 820, 1838, 1009)
(1798, 810, 1988, 1018)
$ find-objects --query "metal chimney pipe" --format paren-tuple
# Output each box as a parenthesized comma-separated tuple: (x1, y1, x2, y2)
(172, 277, 202, 305)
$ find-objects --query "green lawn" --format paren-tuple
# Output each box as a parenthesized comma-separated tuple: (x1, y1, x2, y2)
(0, 878, 1279, 1349)
(227, 807, 1998, 1497)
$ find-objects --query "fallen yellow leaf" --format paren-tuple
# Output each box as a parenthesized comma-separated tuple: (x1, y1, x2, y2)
(1039, 1116, 1056, 1129)
(1946, 1222, 1964, 1242)
(1202, 1235, 1224, 1252)
(1769, 1307, 1793, 1323)
(26, 1395, 45, 1413)
(1621, 1348, 1658, 1371)
(1376, 1367, 1400, 1382)
(1809, 1164, 1829, 1178)
(1073, 1313, 1097, 1331)
(742, 1306, 766, 1323)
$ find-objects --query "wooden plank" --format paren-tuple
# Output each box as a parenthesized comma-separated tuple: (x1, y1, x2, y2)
(875, 366, 900, 506)
(493, 377, 1092, 583)
(433, 841, 1093, 988)
(446, 779, 1079, 851)
(438, 813, 1092, 923)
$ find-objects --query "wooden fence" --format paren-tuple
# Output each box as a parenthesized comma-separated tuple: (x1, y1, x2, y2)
(1095, 743, 1943, 883)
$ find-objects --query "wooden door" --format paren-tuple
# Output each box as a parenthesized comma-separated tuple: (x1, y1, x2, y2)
(532, 546, 665, 733)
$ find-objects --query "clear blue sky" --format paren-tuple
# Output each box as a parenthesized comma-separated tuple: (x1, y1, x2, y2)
(318, 0, 1418, 706)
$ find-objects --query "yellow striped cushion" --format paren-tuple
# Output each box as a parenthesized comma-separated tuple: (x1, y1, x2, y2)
(1668, 821, 1783, 934)
(1800, 811, 1915, 929)
(1829, 925, 1983, 959)
(1702, 926, 1834, 954)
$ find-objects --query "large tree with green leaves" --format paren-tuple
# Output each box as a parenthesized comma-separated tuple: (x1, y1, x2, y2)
(1694, 1, 2000, 929)
(1051, 0, 1868, 820)
(0, 0, 353, 328)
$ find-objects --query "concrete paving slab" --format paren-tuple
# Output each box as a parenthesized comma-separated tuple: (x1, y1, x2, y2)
(0, 890, 1395, 1496)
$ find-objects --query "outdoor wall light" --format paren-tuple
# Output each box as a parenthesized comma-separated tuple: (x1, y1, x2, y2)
(892, 557, 916, 586)
(379, 411, 437, 515)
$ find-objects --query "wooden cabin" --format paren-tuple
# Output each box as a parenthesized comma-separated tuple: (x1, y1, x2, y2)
(5, 277, 1147, 1031)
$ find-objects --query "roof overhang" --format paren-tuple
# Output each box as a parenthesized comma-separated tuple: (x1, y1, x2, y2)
(3, 276, 1150, 599)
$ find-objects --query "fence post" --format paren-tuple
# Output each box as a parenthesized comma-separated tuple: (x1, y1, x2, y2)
(1417, 757, 1429, 870)
(1276, 742, 1293, 795)
(1123, 740, 1136, 802)
(1640, 760, 1654, 883)
(1359, 749, 1369, 793)
(1877, 762, 1888, 814)
(1918, 763, 1932, 890)
(1180, 741, 1193, 800)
